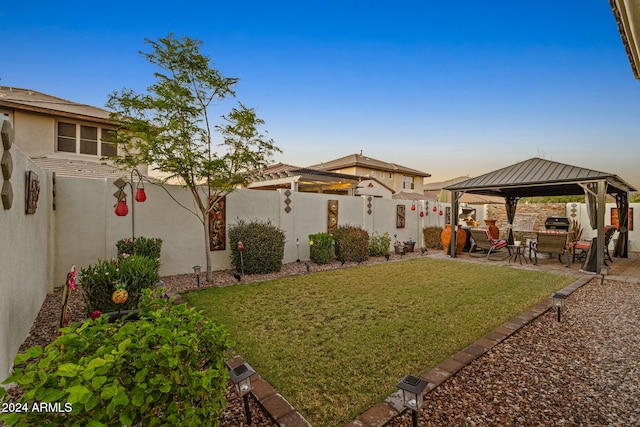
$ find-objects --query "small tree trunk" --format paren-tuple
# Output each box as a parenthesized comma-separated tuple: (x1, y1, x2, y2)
(203, 213, 213, 282)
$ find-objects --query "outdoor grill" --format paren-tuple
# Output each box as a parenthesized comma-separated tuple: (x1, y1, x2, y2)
(544, 216, 570, 231)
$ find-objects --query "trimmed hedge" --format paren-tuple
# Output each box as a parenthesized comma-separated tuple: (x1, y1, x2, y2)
(331, 225, 369, 262)
(228, 219, 286, 274)
(423, 226, 444, 250)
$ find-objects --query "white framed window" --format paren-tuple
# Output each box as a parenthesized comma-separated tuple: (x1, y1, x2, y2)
(57, 121, 117, 156)
(403, 175, 415, 190)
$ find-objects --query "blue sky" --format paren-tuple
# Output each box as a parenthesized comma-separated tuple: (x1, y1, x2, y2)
(2, 1, 639, 188)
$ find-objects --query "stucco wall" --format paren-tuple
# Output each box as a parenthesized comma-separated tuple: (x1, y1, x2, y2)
(0, 146, 54, 384)
(13, 111, 54, 157)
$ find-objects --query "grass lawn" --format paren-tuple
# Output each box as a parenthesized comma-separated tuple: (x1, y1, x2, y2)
(182, 257, 575, 426)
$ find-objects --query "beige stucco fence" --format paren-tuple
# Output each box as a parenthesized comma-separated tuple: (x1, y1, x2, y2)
(2, 144, 639, 384)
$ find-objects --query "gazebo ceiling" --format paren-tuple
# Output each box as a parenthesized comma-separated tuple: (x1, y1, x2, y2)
(443, 157, 636, 198)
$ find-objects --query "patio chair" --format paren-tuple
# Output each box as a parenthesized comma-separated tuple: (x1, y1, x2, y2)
(569, 226, 616, 264)
(468, 228, 511, 260)
(530, 231, 570, 267)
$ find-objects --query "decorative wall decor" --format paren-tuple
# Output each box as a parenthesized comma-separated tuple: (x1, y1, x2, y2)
(1, 116, 13, 211)
(367, 196, 372, 215)
(328, 199, 338, 231)
(396, 204, 405, 228)
(611, 207, 633, 231)
(209, 196, 226, 251)
(1, 181, 12, 210)
(284, 189, 292, 213)
(52, 172, 57, 210)
(25, 171, 40, 214)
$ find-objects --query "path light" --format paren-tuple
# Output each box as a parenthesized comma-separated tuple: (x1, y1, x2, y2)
(192, 265, 201, 287)
(397, 374, 428, 427)
(551, 292, 567, 322)
(229, 362, 256, 425)
(237, 241, 245, 275)
(296, 238, 300, 262)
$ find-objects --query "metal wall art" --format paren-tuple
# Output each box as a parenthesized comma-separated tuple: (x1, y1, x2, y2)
(25, 171, 40, 214)
(396, 204, 405, 228)
(328, 199, 338, 231)
(1, 116, 13, 210)
(209, 196, 226, 251)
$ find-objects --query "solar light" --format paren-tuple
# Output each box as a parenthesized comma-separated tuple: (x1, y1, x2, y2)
(551, 292, 567, 322)
(192, 265, 201, 287)
(296, 238, 300, 262)
(229, 362, 256, 425)
(397, 374, 428, 427)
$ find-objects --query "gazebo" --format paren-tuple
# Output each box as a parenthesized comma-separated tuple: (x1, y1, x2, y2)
(444, 158, 636, 273)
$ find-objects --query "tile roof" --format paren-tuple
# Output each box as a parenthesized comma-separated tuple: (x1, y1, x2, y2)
(308, 153, 431, 177)
(0, 86, 114, 124)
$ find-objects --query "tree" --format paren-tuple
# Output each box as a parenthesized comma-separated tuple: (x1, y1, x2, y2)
(106, 34, 280, 281)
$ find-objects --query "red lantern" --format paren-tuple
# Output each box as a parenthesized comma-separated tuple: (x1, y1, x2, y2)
(439, 209, 444, 216)
(419, 211, 424, 217)
(433, 205, 437, 212)
(411, 202, 416, 211)
(135, 187, 147, 202)
(237, 241, 244, 251)
(115, 200, 129, 216)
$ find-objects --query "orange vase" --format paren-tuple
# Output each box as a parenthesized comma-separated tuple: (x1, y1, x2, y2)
(484, 219, 499, 239)
(441, 224, 467, 255)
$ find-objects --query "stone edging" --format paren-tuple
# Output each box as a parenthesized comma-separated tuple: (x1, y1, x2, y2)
(345, 275, 594, 427)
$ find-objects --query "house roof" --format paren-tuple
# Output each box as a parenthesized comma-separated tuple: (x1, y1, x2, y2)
(308, 152, 431, 178)
(424, 176, 504, 204)
(444, 157, 636, 197)
(0, 86, 114, 125)
(610, 0, 640, 79)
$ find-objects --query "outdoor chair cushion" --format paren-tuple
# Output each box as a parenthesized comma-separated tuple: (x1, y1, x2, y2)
(468, 228, 510, 260)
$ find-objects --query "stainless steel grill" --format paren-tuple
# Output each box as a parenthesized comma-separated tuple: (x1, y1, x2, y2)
(544, 216, 570, 231)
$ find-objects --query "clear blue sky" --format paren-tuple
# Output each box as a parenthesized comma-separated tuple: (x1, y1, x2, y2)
(2, 1, 639, 188)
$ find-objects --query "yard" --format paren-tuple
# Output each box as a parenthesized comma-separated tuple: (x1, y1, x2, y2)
(182, 257, 574, 426)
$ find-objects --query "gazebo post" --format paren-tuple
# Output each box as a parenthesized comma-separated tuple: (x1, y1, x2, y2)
(596, 180, 607, 274)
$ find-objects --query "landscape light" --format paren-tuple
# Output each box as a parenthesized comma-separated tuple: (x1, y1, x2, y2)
(229, 362, 256, 425)
(551, 292, 567, 322)
(397, 374, 428, 427)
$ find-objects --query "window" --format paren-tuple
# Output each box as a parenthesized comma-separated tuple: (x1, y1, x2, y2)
(57, 121, 117, 156)
(388, 172, 392, 179)
(403, 175, 415, 190)
(379, 171, 384, 178)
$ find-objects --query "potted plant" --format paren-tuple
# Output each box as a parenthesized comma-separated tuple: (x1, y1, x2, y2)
(403, 238, 415, 253)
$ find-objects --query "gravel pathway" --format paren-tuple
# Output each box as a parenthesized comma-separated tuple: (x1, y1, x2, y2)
(388, 277, 640, 427)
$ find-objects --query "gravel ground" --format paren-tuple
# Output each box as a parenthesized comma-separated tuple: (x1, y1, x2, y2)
(4, 251, 426, 426)
(388, 277, 640, 427)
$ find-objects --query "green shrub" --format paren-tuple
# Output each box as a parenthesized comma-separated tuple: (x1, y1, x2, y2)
(228, 219, 286, 274)
(423, 226, 444, 250)
(0, 289, 232, 427)
(309, 232, 334, 264)
(81, 255, 160, 316)
(369, 231, 391, 256)
(331, 225, 369, 262)
(116, 236, 162, 262)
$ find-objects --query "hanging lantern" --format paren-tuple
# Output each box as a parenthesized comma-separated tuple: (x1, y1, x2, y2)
(135, 187, 147, 202)
(411, 202, 416, 211)
(433, 204, 438, 212)
(115, 200, 129, 216)
(420, 211, 424, 217)
(439, 209, 443, 216)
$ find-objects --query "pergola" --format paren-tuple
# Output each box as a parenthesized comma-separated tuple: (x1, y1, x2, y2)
(444, 158, 636, 273)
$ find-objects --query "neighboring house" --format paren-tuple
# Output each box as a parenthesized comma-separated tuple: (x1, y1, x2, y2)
(610, 0, 640, 79)
(0, 86, 146, 179)
(308, 151, 430, 196)
(248, 162, 395, 198)
(424, 176, 504, 204)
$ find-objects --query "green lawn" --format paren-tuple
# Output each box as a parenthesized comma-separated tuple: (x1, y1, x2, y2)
(182, 257, 574, 426)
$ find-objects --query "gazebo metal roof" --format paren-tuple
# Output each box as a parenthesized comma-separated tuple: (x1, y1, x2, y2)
(444, 157, 636, 197)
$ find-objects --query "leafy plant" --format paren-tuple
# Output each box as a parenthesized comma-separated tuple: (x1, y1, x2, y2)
(423, 226, 444, 250)
(81, 255, 160, 316)
(331, 225, 369, 262)
(116, 236, 163, 263)
(368, 231, 391, 256)
(0, 290, 233, 427)
(309, 233, 334, 264)
(228, 219, 286, 274)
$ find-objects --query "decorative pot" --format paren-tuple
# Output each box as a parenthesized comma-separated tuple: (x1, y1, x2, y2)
(403, 242, 415, 252)
(484, 219, 499, 239)
(394, 244, 405, 255)
(440, 224, 467, 255)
